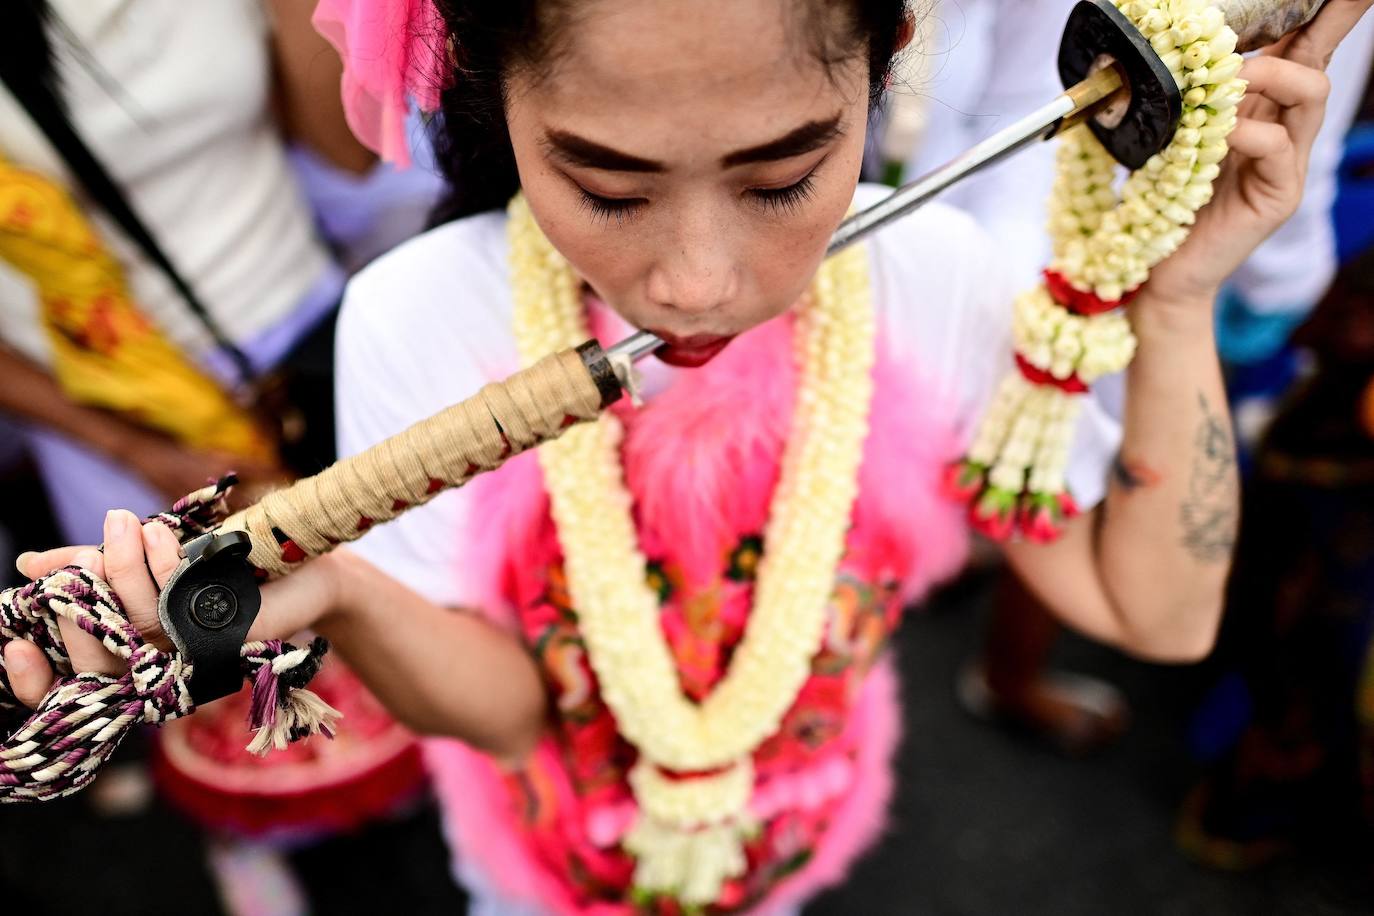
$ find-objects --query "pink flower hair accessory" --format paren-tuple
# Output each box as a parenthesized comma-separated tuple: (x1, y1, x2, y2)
(312, 0, 451, 167)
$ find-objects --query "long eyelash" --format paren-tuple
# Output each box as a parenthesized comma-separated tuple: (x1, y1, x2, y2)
(577, 189, 643, 226)
(750, 172, 818, 216)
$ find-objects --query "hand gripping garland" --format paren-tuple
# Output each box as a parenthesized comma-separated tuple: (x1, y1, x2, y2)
(0, 0, 1328, 869)
(946, 0, 1250, 541)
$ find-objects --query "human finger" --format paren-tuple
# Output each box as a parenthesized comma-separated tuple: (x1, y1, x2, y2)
(141, 521, 184, 591)
(101, 509, 162, 635)
(1273, 0, 1374, 70)
(1225, 115, 1306, 205)
(55, 613, 124, 677)
(32, 548, 125, 676)
(1238, 56, 1332, 155)
(3, 640, 56, 709)
(16, 545, 96, 580)
(1240, 56, 1332, 109)
(1225, 115, 1300, 196)
(1227, 116, 1293, 160)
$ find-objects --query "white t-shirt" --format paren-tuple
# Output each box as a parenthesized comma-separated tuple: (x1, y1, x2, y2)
(899, 0, 1071, 286)
(335, 185, 1122, 608)
(0, 0, 336, 368)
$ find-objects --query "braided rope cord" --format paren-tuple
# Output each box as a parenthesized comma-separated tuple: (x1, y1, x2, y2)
(0, 343, 609, 802)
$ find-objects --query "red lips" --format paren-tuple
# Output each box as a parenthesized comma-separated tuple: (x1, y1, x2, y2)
(649, 331, 735, 368)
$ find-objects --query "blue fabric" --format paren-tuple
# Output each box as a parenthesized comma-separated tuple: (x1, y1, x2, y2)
(1188, 671, 1253, 763)
(1215, 286, 1306, 367)
(1334, 124, 1374, 264)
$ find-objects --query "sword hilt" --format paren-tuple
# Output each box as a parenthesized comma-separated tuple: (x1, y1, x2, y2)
(218, 342, 621, 578)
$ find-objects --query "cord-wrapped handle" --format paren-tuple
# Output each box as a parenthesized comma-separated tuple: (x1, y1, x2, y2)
(221, 341, 623, 577)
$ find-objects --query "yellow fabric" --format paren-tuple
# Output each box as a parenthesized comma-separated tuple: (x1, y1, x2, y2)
(0, 155, 275, 462)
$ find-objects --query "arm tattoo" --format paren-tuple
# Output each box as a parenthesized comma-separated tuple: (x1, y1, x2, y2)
(1179, 392, 1239, 563)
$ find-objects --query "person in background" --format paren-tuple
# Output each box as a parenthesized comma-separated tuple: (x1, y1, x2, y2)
(1175, 239, 1374, 868)
(0, 2, 447, 913)
(0, 0, 445, 543)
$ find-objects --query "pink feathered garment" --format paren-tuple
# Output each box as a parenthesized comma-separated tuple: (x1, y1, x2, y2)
(425, 307, 970, 913)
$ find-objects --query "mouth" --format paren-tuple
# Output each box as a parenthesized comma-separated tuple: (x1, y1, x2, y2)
(648, 331, 736, 368)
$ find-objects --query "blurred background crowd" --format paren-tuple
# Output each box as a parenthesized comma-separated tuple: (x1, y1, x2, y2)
(0, 0, 1372, 913)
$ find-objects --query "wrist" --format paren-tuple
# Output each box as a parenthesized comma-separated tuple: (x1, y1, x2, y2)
(315, 548, 367, 630)
(1129, 289, 1218, 341)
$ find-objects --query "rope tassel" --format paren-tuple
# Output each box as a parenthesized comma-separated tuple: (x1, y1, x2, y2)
(243, 637, 338, 755)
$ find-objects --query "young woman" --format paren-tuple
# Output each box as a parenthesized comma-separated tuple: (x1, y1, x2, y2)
(8, 0, 1367, 911)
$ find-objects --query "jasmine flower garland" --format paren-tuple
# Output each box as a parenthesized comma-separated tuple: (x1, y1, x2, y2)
(507, 195, 875, 905)
(946, 0, 1247, 541)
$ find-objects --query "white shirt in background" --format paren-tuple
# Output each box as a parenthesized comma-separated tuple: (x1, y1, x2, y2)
(0, 0, 337, 369)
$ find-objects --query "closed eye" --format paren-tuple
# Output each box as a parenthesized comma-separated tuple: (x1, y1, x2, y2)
(748, 160, 822, 215)
(577, 188, 645, 226)
(749, 172, 818, 215)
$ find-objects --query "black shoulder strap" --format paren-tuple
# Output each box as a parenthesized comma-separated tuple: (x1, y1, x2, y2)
(0, 2, 255, 385)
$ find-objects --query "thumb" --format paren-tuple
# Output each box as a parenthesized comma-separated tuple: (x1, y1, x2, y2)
(3, 640, 56, 710)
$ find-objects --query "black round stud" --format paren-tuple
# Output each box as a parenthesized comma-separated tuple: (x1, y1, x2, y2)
(190, 583, 238, 630)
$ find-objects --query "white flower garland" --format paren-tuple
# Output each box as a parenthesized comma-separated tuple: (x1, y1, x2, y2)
(950, 0, 1246, 541)
(508, 195, 875, 905)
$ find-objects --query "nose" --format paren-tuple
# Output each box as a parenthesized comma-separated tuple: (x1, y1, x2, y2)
(645, 209, 739, 316)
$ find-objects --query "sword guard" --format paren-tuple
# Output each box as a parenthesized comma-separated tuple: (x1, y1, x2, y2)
(1059, 0, 1183, 169)
(157, 529, 261, 706)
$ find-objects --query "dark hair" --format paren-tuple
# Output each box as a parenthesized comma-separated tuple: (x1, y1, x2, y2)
(1, 1, 62, 110)
(428, 0, 910, 224)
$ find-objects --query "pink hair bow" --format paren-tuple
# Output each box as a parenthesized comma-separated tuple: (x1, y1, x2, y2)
(312, 0, 450, 168)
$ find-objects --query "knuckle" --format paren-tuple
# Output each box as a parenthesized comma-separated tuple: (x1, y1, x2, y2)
(1312, 70, 1332, 101)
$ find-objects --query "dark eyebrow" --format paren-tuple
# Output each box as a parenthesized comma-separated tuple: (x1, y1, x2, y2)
(544, 113, 844, 175)
(545, 130, 665, 173)
(719, 114, 843, 167)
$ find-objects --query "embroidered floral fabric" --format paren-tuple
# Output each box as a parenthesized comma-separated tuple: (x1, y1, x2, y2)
(509, 546, 902, 910)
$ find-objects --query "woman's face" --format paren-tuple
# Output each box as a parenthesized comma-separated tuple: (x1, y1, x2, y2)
(505, 0, 870, 366)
